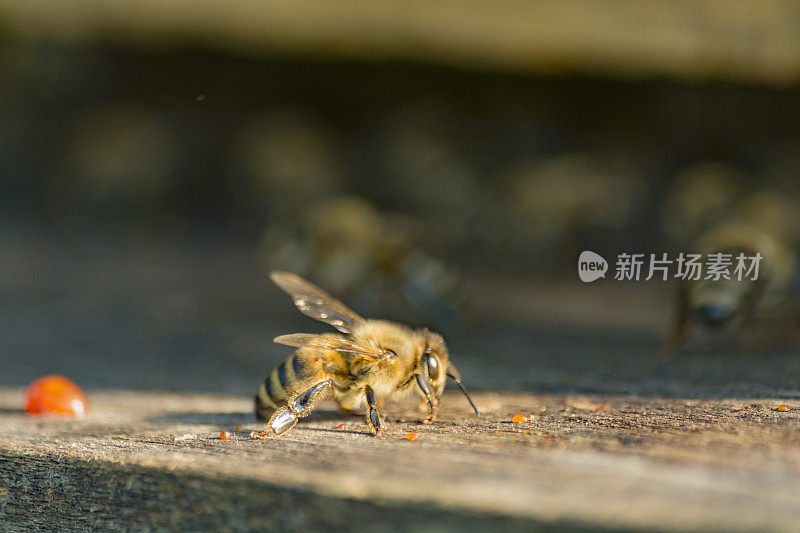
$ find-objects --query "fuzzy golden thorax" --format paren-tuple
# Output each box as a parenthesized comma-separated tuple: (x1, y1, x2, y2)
(347, 320, 448, 399)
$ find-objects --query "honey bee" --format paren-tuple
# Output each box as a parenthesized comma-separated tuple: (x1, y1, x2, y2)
(663, 221, 797, 355)
(255, 272, 479, 438)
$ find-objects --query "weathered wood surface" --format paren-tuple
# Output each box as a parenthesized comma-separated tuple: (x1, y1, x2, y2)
(2, 0, 800, 84)
(3, 233, 800, 530)
(2, 388, 800, 532)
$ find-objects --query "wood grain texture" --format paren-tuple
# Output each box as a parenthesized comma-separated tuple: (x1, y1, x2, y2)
(2, 388, 799, 531)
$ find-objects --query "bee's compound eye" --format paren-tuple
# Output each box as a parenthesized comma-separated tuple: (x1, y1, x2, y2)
(423, 354, 440, 381)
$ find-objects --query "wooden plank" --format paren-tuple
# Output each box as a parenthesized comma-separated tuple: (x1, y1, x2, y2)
(2, 1, 800, 84)
(2, 388, 799, 531)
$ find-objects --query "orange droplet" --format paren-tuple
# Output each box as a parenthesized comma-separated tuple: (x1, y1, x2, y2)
(511, 414, 530, 423)
(405, 432, 419, 441)
(219, 431, 230, 440)
(775, 404, 790, 412)
(336, 423, 345, 429)
(24, 375, 87, 417)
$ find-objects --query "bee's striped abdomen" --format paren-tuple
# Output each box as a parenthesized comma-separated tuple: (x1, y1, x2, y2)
(255, 353, 305, 420)
(255, 378, 277, 421)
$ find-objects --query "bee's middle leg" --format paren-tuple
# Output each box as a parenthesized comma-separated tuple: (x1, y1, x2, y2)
(265, 380, 332, 438)
(364, 385, 382, 436)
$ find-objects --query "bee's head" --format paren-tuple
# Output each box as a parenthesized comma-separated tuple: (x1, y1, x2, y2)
(416, 328, 480, 417)
(694, 303, 735, 327)
(688, 278, 754, 328)
(417, 329, 448, 396)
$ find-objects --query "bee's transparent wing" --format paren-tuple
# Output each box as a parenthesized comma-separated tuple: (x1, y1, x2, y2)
(274, 333, 393, 360)
(270, 271, 365, 334)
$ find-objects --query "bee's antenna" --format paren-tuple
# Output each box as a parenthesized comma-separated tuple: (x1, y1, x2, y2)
(447, 372, 479, 416)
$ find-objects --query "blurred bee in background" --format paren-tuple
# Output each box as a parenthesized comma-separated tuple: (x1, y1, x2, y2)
(255, 272, 479, 438)
(260, 196, 462, 332)
(662, 171, 800, 355)
(663, 222, 797, 354)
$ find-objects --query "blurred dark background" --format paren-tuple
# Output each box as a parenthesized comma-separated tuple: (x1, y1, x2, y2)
(3, 2, 800, 400)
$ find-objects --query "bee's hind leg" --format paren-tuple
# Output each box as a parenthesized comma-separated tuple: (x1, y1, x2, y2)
(265, 380, 332, 438)
(364, 385, 382, 436)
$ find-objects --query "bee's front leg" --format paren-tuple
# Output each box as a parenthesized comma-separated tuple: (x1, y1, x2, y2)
(265, 380, 332, 438)
(415, 375, 437, 423)
(364, 385, 382, 436)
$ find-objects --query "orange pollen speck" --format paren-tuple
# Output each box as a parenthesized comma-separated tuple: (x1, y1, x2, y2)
(336, 423, 345, 429)
(24, 375, 87, 417)
(512, 414, 530, 423)
(405, 432, 419, 441)
(775, 404, 790, 412)
(219, 431, 230, 440)
(523, 430, 531, 434)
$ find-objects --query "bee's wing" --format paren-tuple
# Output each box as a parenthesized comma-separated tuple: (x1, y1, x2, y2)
(274, 333, 392, 360)
(270, 271, 365, 334)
